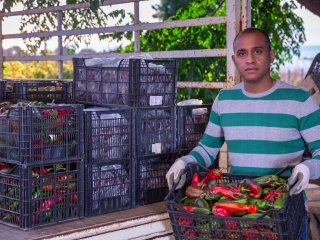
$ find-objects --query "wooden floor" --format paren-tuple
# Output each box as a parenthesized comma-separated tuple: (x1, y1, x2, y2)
(0, 202, 169, 240)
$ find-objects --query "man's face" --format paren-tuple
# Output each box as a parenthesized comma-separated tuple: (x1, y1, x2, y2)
(232, 32, 275, 84)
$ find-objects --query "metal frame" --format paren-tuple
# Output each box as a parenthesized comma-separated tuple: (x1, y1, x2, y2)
(0, 0, 251, 88)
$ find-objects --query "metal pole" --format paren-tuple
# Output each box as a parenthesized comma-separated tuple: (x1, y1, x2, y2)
(57, 11, 63, 80)
(241, 0, 251, 30)
(0, 14, 3, 79)
(134, 2, 140, 53)
(226, 0, 240, 86)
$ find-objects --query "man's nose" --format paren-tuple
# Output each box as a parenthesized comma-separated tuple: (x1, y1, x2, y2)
(246, 52, 255, 63)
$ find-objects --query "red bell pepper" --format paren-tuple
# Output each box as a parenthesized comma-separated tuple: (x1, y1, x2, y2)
(212, 206, 231, 216)
(200, 168, 222, 184)
(215, 202, 258, 214)
(191, 173, 201, 187)
(208, 185, 246, 200)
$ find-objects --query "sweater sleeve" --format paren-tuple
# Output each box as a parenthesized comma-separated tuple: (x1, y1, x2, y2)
(299, 95, 320, 179)
(181, 95, 225, 167)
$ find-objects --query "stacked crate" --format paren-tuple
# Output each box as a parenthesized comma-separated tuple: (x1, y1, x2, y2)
(176, 104, 212, 152)
(0, 103, 84, 229)
(73, 57, 179, 210)
(6, 79, 73, 104)
(83, 108, 133, 216)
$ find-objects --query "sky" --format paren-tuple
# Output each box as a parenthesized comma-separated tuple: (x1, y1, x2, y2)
(1, 0, 320, 54)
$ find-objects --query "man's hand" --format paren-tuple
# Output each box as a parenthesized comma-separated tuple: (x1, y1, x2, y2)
(288, 163, 310, 196)
(166, 158, 187, 190)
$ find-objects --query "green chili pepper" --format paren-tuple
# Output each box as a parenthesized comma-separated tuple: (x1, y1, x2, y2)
(183, 197, 210, 209)
(274, 192, 288, 209)
(182, 206, 211, 215)
(219, 198, 248, 204)
(248, 198, 271, 210)
(243, 213, 271, 218)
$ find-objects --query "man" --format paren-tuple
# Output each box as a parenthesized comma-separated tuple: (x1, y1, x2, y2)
(166, 28, 320, 238)
(167, 27, 320, 189)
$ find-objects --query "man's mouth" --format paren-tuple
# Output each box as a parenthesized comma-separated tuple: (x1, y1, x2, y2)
(245, 68, 258, 73)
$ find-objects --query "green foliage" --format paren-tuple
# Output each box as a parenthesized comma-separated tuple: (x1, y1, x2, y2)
(2, 0, 127, 54)
(4, 60, 73, 79)
(123, 0, 305, 103)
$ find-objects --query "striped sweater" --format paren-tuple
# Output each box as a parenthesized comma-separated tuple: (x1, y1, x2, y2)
(181, 80, 320, 179)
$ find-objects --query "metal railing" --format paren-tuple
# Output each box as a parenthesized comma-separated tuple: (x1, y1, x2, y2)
(0, 0, 251, 89)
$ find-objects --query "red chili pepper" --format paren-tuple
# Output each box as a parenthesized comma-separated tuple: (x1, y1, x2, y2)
(212, 206, 231, 216)
(263, 190, 276, 200)
(43, 167, 53, 174)
(215, 202, 258, 214)
(70, 193, 78, 202)
(42, 184, 54, 192)
(57, 109, 68, 115)
(32, 168, 40, 176)
(42, 110, 51, 116)
(200, 168, 222, 184)
(209, 185, 246, 200)
(178, 217, 192, 226)
(191, 173, 201, 187)
(42, 198, 55, 210)
(241, 179, 262, 199)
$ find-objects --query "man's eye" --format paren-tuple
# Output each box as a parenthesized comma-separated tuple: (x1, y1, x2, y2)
(238, 52, 246, 57)
(254, 49, 262, 55)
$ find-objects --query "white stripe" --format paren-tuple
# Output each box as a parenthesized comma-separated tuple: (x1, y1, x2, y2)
(193, 145, 213, 166)
(229, 151, 303, 168)
(218, 100, 311, 118)
(299, 96, 319, 118)
(301, 124, 320, 143)
(205, 121, 223, 137)
(224, 126, 300, 141)
(199, 143, 220, 159)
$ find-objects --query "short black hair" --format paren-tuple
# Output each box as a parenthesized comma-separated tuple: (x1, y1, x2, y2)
(233, 27, 271, 51)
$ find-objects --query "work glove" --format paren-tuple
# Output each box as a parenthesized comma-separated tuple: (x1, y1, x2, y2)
(166, 158, 187, 190)
(288, 163, 310, 196)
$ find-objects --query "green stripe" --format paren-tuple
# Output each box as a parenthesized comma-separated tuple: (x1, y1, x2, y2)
(190, 150, 206, 166)
(230, 166, 291, 177)
(200, 133, 224, 148)
(300, 110, 320, 130)
(210, 111, 221, 126)
(308, 140, 320, 153)
(227, 139, 305, 154)
(221, 113, 298, 128)
(220, 88, 309, 102)
(313, 155, 320, 160)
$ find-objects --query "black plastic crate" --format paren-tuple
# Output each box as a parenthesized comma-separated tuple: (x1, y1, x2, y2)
(84, 108, 132, 163)
(73, 58, 178, 107)
(0, 103, 84, 165)
(0, 80, 6, 101)
(135, 153, 177, 206)
(165, 164, 307, 240)
(0, 160, 84, 229)
(6, 80, 73, 103)
(177, 104, 211, 152)
(134, 106, 176, 157)
(85, 160, 132, 216)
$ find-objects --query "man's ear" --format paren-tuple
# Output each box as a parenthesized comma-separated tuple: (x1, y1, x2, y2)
(232, 55, 236, 65)
(270, 49, 275, 63)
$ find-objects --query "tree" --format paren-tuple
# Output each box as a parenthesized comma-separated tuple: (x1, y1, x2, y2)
(124, 0, 305, 103)
(1, 0, 127, 54)
(152, 0, 191, 20)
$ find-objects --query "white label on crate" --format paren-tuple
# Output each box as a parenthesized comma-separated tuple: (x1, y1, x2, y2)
(152, 143, 162, 154)
(150, 96, 163, 106)
(192, 108, 208, 116)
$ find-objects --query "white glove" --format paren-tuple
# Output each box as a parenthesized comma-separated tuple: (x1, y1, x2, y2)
(288, 163, 310, 196)
(166, 158, 187, 190)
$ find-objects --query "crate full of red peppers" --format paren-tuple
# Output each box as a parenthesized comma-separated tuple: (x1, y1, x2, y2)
(165, 163, 307, 240)
(0, 160, 84, 229)
(0, 101, 83, 165)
